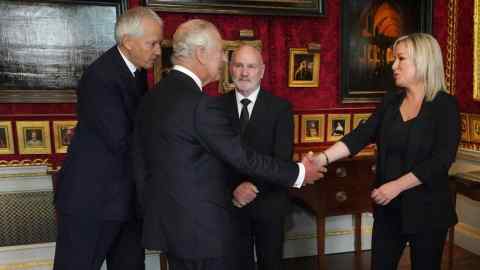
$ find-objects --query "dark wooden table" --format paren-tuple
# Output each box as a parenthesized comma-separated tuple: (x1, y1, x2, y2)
(289, 156, 375, 270)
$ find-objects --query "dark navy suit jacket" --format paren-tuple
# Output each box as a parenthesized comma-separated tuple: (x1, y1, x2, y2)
(55, 46, 146, 221)
(133, 70, 299, 259)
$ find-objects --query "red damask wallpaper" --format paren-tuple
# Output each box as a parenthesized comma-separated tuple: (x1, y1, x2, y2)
(1, 0, 478, 164)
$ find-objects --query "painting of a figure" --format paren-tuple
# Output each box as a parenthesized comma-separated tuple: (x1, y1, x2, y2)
(341, 0, 432, 102)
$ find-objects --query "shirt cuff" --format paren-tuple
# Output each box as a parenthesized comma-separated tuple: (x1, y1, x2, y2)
(293, 162, 305, 188)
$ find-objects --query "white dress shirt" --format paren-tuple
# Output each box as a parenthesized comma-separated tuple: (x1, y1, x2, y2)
(173, 65, 203, 91)
(117, 47, 137, 76)
(234, 88, 305, 188)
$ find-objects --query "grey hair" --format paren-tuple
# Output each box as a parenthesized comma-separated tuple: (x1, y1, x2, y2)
(171, 19, 218, 64)
(393, 33, 447, 101)
(115, 7, 162, 44)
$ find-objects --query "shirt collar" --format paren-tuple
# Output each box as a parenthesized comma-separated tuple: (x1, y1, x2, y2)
(173, 65, 203, 91)
(235, 86, 260, 105)
(117, 47, 137, 76)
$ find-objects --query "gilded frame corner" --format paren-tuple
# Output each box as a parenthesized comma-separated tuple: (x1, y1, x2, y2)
(16, 121, 51, 155)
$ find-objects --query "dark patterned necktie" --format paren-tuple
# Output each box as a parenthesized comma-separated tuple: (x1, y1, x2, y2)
(240, 98, 251, 134)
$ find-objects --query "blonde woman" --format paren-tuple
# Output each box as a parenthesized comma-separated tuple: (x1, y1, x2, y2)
(313, 33, 460, 270)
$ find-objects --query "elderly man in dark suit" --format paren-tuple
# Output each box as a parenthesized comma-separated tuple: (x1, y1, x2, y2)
(53, 7, 163, 270)
(133, 19, 325, 270)
(224, 44, 293, 270)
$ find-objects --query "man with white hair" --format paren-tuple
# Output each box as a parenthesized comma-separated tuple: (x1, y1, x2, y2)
(53, 7, 163, 270)
(133, 19, 324, 270)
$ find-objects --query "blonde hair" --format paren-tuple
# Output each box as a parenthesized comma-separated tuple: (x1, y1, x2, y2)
(393, 33, 447, 101)
(115, 7, 162, 44)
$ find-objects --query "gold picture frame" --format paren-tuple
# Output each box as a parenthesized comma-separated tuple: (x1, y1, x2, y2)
(352, 113, 371, 130)
(327, 114, 351, 142)
(460, 113, 470, 142)
(301, 114, 325, 143)
(293, 114, 299, 144)
(474, 0, 480, 101)
(220, 40, 262, 94)
(288, 48, 320, 87)
(16, 121, 51, 155)
(0, 121, 15, 155)
(53, 120, 77, 154)
(469, 114, 480, 143)
(153, 39, 173, 85)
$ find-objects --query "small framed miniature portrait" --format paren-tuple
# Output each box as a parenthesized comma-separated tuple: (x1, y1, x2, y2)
(327, 114, 351, 142)
(352, 113, 371, 130)
(301, 114, 325, 143)
(16, 121, 51, 155)
(293, 114, 299, 144)
(460, 113, 470, 142)
(469, 114, 480, 143)
(0, 121, 15, 155)
(288, 48, 320, 87)
(53, 120, 77, 154)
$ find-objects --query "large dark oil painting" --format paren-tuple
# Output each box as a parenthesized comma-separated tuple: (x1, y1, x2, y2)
(341, 0, 432, 103)
(0, 0, 126, 103)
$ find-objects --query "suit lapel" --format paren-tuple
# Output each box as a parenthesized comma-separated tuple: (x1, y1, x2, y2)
(244, 90, 268, 138)
(377, 93, 402, 181)
(404, 100, 432, 170)
(228, 91, 241, 132)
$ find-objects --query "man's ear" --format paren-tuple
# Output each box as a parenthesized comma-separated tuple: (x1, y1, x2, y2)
(195, 46, 208, 65)
(122, 35, 133, 51)
(260, 64, 266, 79)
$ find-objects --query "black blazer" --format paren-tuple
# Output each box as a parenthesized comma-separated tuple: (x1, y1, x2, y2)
(133, 70, 299, 259)
(342, 90, 460, 233)
(54, 46, 146, 220)
(223, 90, 294, 211)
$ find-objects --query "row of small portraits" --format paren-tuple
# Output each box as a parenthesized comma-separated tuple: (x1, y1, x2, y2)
(460, 113, 480, 143)
(293, 113, 372, 144)
(0, 120, 76, 155)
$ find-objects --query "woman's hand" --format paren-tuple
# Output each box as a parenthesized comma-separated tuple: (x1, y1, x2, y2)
(371, 180, 403, 205)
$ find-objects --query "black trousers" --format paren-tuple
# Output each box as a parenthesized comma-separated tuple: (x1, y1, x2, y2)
(371, 217, 448, 270)
(53, 214, 144, 270)
(237, 192, 289, 270)
(167, 255, 239, 270)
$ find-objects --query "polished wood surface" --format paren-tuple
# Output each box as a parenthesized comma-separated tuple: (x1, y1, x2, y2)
(453, 171, 480, 201)
(289, 156, 375, 269)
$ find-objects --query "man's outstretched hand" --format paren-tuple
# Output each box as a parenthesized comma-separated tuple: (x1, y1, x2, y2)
(302, 151, 327, 185)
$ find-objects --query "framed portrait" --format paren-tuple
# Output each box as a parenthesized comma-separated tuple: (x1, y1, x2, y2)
(327, 114, 351, 142)
(153, 40, 174, 85)
(340, 0, 432, 103)
(474, 0, 480, 101)
(145, 0, 325, 17)
(293, 114, 299, 144)
(220, 40, 262, 94)
(0, 121, 14, 155)
(460, 113, 470, 142)
(352, 113, 372, 129)
(301, 114, 325, 143)
(0, 0, 127, 103)
(16, 121, 51, 155)
(469, 114, 480, 143)
(288, 48, 320, 87)
(53, 120, 77, 154)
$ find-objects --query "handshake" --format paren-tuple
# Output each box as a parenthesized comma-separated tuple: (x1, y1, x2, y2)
(302, 151, 328, 185)
(232, 151, 328, 208)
